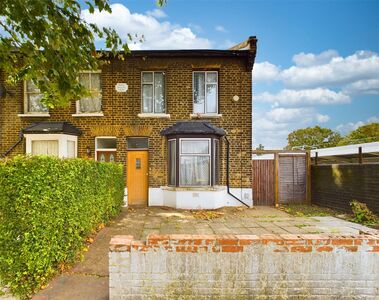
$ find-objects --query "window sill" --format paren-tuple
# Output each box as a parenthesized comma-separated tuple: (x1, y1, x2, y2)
(18, 114, 50, 117)
(190, 113, 222, 119)
(138, 113, 171, 119)
(72, 113, 104, 117)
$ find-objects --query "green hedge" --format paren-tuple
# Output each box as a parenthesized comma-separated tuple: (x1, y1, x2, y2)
(0, 155, 124, 298)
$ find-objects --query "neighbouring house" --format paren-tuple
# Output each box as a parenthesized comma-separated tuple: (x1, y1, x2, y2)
(0, 36, 257, 209)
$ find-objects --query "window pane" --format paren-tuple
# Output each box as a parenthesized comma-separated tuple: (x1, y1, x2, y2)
(154, 72, 165, 113)
(31, 140, 59, 156)
(91, 73, 101, 91)
(181, 140, 209, 154)
(142, 84, 153, 113)
(180, 156, 210, 186)
(67, 140, 76, 158)
(206, 84, 217, 113)
(206, 72, 217, 83)
(97, 138, 117, 149)
(193, 72, 205, 113)
(79, 73, 90, 89)
(26, 80, 40, 93)
(213, 139, 220, 185)
(28, 94, 48, 113)
(168, 140, 176, 186)
(79, 97, 101, 113)
(142, 72, 153, 83)
(127, 138, 148, 149)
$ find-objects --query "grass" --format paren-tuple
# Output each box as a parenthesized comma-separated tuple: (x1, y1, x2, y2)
(279, 204, 339, 217)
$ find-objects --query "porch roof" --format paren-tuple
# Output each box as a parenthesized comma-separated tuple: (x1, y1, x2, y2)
(161, 121, 226, 137)
(22, 122, 82, 136)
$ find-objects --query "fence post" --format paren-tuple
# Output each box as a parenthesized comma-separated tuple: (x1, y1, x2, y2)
(306, 151, 311, 204)
(274, 153, 279, 207)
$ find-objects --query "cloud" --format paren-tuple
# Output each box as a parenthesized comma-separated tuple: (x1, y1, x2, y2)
(342, 79, 379, 95)
(81, 4, 212, 50)
(253, 107, 330, 149)
(215, 25, 228, 33)
(281, 50, 379, 89)
(146, 9, 167, 19)
(336, 116, 379, 134)
(255, 50, 379, 93)
(253, 62, 281, 81)
(255, 88, 350, 106)
(292, 49, 339, 67)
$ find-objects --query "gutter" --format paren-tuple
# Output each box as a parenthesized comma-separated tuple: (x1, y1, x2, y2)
(1, 131, 23, 158)
(224, 136, 250, 207)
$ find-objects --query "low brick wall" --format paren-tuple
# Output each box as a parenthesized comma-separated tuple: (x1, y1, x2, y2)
(109, 234, 379, 299)
(312, 163, 379, 214)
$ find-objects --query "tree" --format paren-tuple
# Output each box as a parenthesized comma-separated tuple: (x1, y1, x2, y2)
(0, 0, 164, 108)
(255, 143, 264, 151)
(338, 123, 379, 145)
(285, 126, 342, 150)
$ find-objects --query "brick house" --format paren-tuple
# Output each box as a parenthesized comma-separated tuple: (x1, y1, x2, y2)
(0, 37, 257, 209)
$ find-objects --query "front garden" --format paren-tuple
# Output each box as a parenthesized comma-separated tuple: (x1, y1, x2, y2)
(0, 156, 124, 299)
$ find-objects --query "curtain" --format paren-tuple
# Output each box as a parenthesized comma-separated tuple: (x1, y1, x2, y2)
(67, 140, 76, 158)
(31, 140, 59, 156)
(78, 73, 101, 113)
(154, 72, 165, 113)
(181, 140, 209, 154)
(193, 73, 205, 113)
(142, 84, 153, 113)
(180, 156, 210, 186)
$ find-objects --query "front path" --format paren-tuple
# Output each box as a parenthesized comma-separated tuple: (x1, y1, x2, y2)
(32, 206, 378, 300)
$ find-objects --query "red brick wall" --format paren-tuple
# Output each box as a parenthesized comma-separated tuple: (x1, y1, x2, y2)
(0, 55, 252, 188)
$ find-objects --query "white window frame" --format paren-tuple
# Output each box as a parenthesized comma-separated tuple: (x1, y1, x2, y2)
(24, 134, 78, 158)
(179, 138, 211, 187)
(20, 80, 50, 117)
(95, 136, 117, 161)
(74, 70, 103, 116)
(192, 71, 218, 114)
(141, 71, 166, 114)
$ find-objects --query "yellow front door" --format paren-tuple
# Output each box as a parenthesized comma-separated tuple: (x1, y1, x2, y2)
(127, 151, 148, 205)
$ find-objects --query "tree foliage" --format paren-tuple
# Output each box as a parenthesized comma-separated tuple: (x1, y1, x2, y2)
(338, 123, 379, 145)
(286, 126, 342, 150)
(0, 0, 163, 108)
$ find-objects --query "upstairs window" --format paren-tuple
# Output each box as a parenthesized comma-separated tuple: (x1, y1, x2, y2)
(24, 80, 48, 114)
(77, 71, 102, 114)
(142, 71, 165, 113)
(193, 71, 218, 114)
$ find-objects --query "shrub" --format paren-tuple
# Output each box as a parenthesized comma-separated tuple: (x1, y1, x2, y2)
(350, 200, 377, 225)
(0, 155, 124, 298)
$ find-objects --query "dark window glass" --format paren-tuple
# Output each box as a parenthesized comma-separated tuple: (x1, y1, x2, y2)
(168, 140, 176, 186)
(127, 138, 148, 149)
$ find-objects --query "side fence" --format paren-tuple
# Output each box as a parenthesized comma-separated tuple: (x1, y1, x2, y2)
(109, 234, 379, 299)
(311, 163, 379, 215)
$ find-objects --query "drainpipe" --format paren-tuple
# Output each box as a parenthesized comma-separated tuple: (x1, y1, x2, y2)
(224, 136, 249, 207)
(1, 131, 23, 158)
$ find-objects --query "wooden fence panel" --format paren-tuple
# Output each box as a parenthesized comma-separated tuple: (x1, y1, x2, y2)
(279, 155, 306, 204)
(252, 159, 275, 206)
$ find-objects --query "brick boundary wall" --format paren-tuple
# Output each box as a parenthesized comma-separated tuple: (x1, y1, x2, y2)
(312, 164, 379, 215)
(109, 234, 379, 299)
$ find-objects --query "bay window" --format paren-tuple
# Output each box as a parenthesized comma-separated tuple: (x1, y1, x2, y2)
(193, 71, 218, 114)
(167, 137, 220, 187)
(142, 71, 165, 113)
(162, 121, 225, 188)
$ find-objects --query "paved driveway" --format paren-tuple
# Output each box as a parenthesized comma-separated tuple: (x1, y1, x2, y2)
(32, 206, 378, 300)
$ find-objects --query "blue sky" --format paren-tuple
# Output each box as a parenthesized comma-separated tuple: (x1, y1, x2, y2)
(82, 0, 379, 148)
